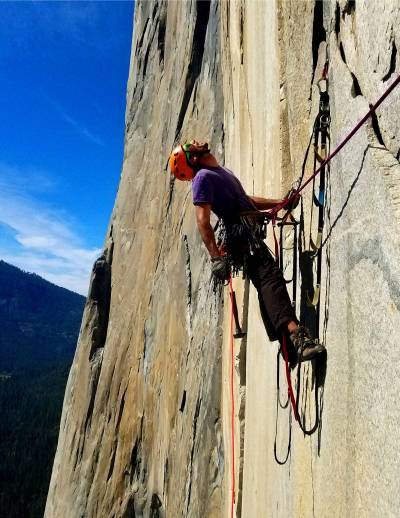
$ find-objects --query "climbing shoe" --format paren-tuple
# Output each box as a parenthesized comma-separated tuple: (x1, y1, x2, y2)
(290, 325, 326, 362)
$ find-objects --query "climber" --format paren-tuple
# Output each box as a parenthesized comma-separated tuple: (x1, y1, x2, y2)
(169, 140, 326, 363)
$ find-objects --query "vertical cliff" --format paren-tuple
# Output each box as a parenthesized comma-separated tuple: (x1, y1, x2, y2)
(46, 1, 400, 517)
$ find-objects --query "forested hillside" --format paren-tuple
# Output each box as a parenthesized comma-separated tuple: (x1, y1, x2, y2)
(0, 260, 85, 518)
(0, 260, 85, 373)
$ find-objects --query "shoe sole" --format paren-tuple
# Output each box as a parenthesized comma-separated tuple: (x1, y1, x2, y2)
(299, 347, 326, 362)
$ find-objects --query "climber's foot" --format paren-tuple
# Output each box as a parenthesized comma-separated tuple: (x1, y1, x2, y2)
(290, 325, 326, 362)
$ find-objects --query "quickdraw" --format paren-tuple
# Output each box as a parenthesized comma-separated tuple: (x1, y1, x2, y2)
(306, 70, 331, 342)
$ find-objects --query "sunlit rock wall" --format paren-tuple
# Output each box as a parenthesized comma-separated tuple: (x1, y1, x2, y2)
(222, 1, 400, 517)
(46, 1, 400, 517)
(46, 1, 226, 516)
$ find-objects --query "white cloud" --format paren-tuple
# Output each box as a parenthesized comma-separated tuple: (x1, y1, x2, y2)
(0, 164, 101, 295)
(0, 161, 58, 194)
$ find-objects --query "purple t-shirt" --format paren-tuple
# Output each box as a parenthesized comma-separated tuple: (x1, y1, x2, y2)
(192, 166, 254, 222)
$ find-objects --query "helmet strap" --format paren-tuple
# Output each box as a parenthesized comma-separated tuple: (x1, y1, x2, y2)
(182, 143, 210, 169)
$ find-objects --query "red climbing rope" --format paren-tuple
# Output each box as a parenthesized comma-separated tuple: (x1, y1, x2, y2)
(228, 277, 235, 518)
(269, 73, 400, 217)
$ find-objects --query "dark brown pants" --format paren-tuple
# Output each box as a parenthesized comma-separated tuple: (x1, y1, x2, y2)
(246, 243, 298, 341)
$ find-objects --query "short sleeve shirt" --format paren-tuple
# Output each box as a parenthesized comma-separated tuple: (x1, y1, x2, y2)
(192, 166, 254, 223)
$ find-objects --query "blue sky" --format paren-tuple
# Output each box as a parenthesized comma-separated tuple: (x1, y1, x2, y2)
(0, 1, 134, 294)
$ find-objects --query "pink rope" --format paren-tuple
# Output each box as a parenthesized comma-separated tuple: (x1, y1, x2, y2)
(269, 73, 400, 217)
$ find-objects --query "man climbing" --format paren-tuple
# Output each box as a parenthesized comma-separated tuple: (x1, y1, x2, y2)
(169, 140, 326, 363)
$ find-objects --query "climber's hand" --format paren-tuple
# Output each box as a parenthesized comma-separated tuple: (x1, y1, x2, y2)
(211, 256, 230, 282)
(284, 188, 301, 212)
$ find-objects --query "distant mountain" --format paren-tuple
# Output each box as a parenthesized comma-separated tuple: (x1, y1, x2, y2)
(0, 260, 86, 518)
(0, 260, 85, 373)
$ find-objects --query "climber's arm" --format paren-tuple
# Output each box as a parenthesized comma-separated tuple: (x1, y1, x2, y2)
(248, 195, 282, 210)
(195, 204, 221, 258)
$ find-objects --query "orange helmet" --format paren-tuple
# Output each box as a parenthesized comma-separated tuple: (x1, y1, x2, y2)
(169, 143, 196, 181)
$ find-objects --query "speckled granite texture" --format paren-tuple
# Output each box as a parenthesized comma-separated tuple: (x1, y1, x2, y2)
(46, 2, 400, 517)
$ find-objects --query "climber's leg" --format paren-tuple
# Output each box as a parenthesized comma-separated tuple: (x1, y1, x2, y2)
(247, 243, 298, 337)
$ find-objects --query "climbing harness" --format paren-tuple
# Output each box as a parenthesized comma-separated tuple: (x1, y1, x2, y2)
(216, 216, 267, 278)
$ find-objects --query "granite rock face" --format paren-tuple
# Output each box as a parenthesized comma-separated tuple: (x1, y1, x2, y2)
(46, 1, 400, 517)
